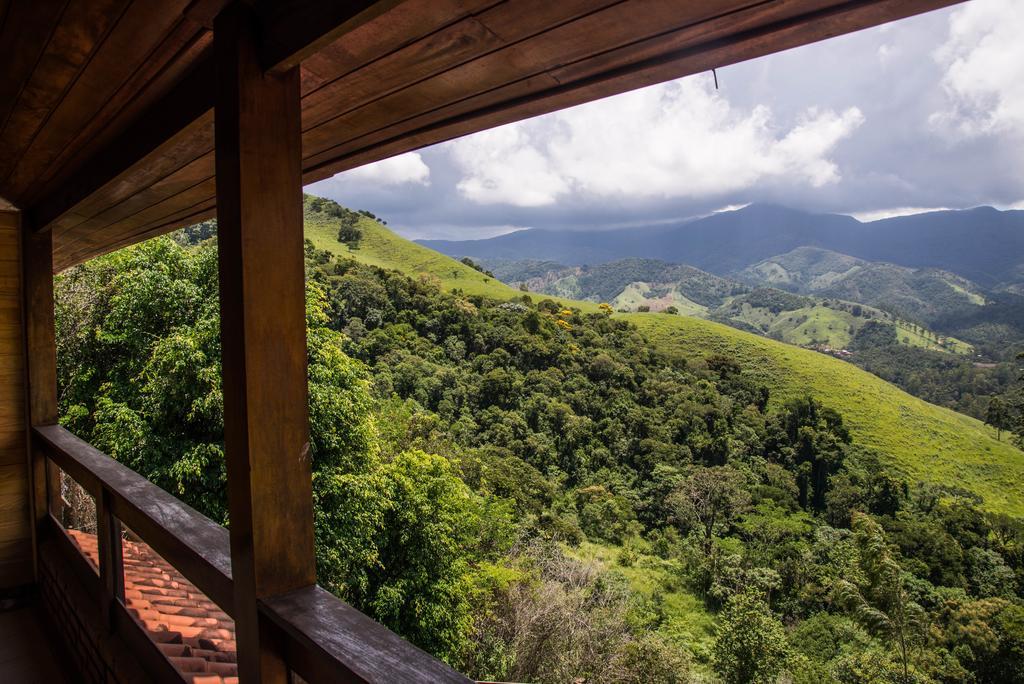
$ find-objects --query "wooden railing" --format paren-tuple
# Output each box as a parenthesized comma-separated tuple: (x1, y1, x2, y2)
(33, 424, 471, 684)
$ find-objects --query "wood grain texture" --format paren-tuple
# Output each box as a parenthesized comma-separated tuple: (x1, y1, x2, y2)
(21, 216, 56, 583)
(262, 585, 474, 683)
(0, 211, 29, 588)
(215, 4, 315, 681)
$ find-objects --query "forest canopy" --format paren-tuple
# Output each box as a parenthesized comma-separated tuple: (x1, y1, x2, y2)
(52, 230, 1024, 682)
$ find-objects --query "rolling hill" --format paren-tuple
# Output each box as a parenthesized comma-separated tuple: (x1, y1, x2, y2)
(738, 246, 988, 324)
(489, 256, 971, 355)
(487, 257, 747, 308)
(305, 202, 1024, 516)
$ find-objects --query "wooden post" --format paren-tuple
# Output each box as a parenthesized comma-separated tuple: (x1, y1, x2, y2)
(214, 4, 316, 681)
(21, 222, 60, 571)
(97, 488, 124, 627)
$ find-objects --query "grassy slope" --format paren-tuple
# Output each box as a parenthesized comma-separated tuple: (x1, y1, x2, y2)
(307, 213, 1024, 515)
(630, 314, 1023, 515)
(723, 300, 972, 355)
(612, 282, 708, 316)
(305, 211, 518, 299)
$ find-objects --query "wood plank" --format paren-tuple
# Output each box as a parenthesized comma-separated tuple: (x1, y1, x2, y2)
(214, 5, 315, 681)
(51, 171, 216, 264)
(27, 68, 215, 233)
(33, 424, 234, 612)
(298, 0, 500, 92)
(262, 585, 473, 684)
(22, 215, 55, 581)
(49, 147, 215, 249)
(0, 0, 132, 194)
(0, 1, 66, 141)
(0, 219, 27, 592)
(0, 537, 32, 587)
(4, 0, 195, 202)
(257, 0, 399, 74)
(53, 199, 217, 273)
(299, 0, 620, 131)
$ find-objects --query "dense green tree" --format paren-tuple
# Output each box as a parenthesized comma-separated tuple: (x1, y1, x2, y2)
(986, 396, 1011, 441)
(713, 589, 791, 683)
(834, 513, 928, 680)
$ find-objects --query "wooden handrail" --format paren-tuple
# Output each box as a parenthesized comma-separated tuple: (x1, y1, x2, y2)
(32, 424, 474, 683)
(261, 585, 472, 684)
(33, 424, 234, 612)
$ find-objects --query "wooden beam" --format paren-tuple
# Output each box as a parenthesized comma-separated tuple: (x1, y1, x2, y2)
(26, 58, 216, 234)
(256, 0, 398, 74)
(33, 424, 235, 612)
(21, 218, 58, 578)
(25, 0, 385, 234)
(214, 4, 315, 682)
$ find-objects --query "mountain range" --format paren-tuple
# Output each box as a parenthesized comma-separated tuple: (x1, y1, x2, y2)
(419, 203, 1024, 290)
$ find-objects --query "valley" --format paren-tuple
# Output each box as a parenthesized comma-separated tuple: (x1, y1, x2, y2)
(54, 196, 1024, 682)
(303, 201, 1024, 515)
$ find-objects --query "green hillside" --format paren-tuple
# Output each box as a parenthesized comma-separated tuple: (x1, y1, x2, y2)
(719, 295, 973, 355)
(629, 314, 1024, 515)
(738, 245, 989, 324)
(304, 201, 518, 300)
(491, 255, 972, 355)
(304, 205, 1024, 515)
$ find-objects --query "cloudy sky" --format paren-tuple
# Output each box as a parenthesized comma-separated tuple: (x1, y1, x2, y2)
(306, 0, 1024, 241)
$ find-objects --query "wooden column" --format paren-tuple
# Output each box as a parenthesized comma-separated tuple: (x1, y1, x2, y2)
(21, 222, 59, 576)
(214, 4, 316, 681)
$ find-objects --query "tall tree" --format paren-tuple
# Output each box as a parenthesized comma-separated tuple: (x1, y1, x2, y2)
(834, 512, 927, 680)
(986, 396, 1010, 441)
(667, 465, 749, 556)
(712, 589, 791, 684)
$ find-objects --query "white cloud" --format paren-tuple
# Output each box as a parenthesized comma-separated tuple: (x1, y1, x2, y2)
(341, 152, 431, 185)
(849, 206, 952, 222)
(876, 43, 899, 66)
(401, 223, 529, 241)
(931, 0, 1024, 138)
(452, 126, 569, 206)
(447, 76, 863, 207)
(713, 203, 751, 214)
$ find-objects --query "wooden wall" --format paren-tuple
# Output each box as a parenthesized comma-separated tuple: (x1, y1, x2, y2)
(0, 210, 31, 589)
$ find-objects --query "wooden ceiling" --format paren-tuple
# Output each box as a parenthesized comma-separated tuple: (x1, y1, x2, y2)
(0, 0, 963, 272)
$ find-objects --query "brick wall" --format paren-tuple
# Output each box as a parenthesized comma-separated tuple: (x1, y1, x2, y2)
(38, 539, 150, 684)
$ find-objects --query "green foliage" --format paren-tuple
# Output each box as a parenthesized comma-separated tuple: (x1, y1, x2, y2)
(852, 320, 898, 350)
(304, 193, 363, 247)
(712, 589, 791, 683)
(852, 344, 1017, 420)
(56, 237, 227, 517)
(633, 313, 1024, 517)
(460, 257, 494, 278)
(55, 237, 510, 665)
(54, 200, 1024, 681)
(833, 512, 928, 680)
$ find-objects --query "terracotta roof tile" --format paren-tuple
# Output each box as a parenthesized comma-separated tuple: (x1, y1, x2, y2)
(67, 529, 238, 683)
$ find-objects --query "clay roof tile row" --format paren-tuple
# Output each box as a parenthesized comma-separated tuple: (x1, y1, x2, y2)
(67, 529, 238, 684)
